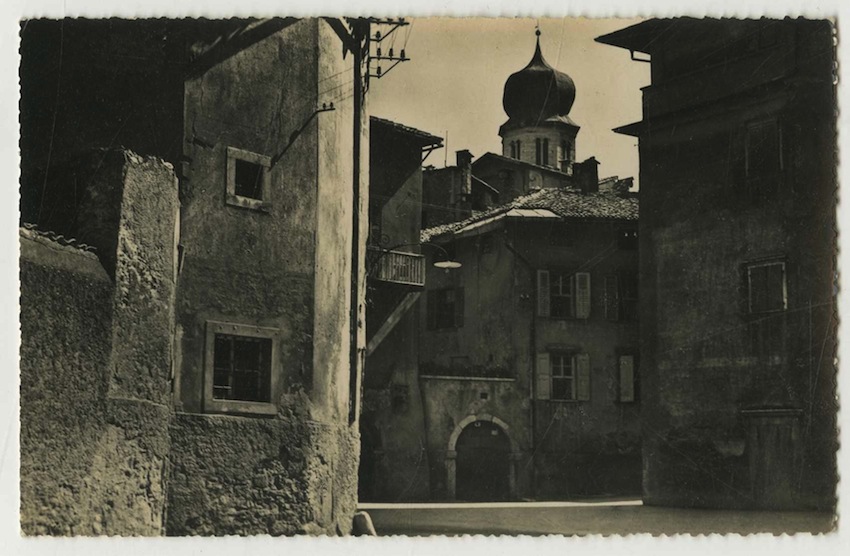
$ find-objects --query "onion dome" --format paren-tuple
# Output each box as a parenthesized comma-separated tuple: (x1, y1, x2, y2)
(502, 30, 576, 124)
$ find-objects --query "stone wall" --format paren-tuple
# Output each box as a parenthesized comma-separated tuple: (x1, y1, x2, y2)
(20, 149, 179, 535)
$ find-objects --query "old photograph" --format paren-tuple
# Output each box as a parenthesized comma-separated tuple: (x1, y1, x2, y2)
(15, 13, 838, 538)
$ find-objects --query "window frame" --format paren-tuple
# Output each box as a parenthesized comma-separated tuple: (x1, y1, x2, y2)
(226, 146, 272, 212)
(745, 259, 788, 315)
(550, 352, 577, 401)
(550, 270, 575, 319)
(204, 320, 280, 416)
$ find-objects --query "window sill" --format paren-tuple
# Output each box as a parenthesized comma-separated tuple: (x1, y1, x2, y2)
(226, 193, 272, 213)
(202, 399, 278, 416)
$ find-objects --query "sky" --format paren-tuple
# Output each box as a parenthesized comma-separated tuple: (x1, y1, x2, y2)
(368, 17, 651, 185)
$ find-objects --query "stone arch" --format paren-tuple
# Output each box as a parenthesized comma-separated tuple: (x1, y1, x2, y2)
(445, 413, 521, 500)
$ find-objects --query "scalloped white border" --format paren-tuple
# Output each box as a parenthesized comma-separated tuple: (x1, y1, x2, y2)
(3, 1, 847, 555)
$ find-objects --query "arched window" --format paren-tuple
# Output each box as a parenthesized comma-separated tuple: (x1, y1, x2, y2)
(535, 138, 542, 165)
(543, 139, 550, 166)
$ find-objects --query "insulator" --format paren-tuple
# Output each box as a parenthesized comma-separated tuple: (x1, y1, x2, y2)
(389, 48, 394, 57)
(322, 103, 327, 109)
(377, 66, 382, 76)
(400, 49, 406, 59)
(375, 31, 381, 40)
(377, 47, 381, 57)
(330, 102, 334, 109)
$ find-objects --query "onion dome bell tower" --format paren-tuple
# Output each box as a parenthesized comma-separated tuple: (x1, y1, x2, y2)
(500, 29, 580, 173)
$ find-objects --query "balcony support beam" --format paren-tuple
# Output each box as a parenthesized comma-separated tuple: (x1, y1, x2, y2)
(366, 291, 421, 356)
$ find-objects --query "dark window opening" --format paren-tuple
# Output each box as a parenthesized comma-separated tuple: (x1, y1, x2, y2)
(747, 261, 786, 314)
(234, 159, 265, 200)
(428, 287, 465, 330)
(543, 139, 550, 166)
(480, 234, 493, 254)
(535, 138, 542, 165)
(391, 384, 408, 412)
(212, 334, 272, 402)
(620, 272, 639, 322)
(617, 226, 638, 250)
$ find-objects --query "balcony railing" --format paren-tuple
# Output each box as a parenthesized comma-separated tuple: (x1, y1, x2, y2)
(368, 247, 425, 287)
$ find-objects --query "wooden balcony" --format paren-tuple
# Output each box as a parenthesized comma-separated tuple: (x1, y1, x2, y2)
(367, 247, 425, 287)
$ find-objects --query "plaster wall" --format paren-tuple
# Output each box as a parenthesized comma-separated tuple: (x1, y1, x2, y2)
(169, 18, 361, 535)
(418, 219, 640, 498)
(637, 20, 836, 510)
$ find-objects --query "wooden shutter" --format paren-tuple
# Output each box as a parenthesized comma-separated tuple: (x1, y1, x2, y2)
(576, 353, 591, 401)
(537, 270, 550, 317)
(454, 287, 465, 328)
(605, 275, 620, 321)
(575, 272, 591, 319)
(426, 291, 437, 330)
(619, 355, 635, 402)
(536, 352, 551, 400)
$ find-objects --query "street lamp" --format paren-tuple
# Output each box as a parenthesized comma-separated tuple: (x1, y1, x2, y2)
(367, 241, 462, 275)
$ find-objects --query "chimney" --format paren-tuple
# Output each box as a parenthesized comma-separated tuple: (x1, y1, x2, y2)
(456, 149, 472, 196)
(614, 177, 633, 196)
(574, 157, 600, 194)
(598, 176, 619, 193)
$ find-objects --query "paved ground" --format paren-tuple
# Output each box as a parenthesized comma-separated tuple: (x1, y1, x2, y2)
(359, 500, 835, 536)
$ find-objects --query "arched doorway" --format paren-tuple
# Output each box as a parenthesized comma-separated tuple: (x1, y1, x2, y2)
(455, 420, 511, 501)
(446, 414, 520, 501)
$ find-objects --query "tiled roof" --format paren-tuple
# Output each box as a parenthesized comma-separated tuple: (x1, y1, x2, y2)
(370, 116, 443, 146)
(20, 223, 98, 257)
(421, 187, 638, 242)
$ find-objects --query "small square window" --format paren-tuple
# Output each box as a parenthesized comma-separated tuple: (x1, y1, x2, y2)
(226, 147, 272, 211)
(204, 321, 279, 415)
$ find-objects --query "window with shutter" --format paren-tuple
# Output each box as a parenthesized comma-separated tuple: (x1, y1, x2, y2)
(537, 270, 551, 317)
(576, 353, 591, 401)
(536, 352, 551, 400)
(575, 272, 591, 319)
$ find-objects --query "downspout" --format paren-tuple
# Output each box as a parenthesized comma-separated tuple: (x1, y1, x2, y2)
(503, 226, 537, 498)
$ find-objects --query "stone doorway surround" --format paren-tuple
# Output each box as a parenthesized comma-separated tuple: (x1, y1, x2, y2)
(445, 413, 522, 500)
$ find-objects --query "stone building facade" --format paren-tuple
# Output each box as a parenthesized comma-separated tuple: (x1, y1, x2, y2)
(597, 18, 837, 510)
(19, 17, 371, 535)
(419, 188, 640, 501)
(360, 33, 641, 502)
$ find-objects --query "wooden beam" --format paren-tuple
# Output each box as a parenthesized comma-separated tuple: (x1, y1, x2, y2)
(366, 291, 421, 356)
